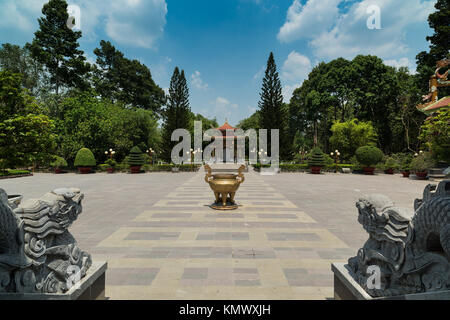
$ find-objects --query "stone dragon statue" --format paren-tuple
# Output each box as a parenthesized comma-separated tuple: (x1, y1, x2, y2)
(0, 188, 91, 294)
(349, 180, 450, 297)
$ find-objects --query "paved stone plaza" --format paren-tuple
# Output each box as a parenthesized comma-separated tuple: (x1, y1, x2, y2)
(1, 171, 431, 299)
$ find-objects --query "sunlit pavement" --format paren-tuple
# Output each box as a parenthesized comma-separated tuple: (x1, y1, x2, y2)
(1, 171, 430, 299)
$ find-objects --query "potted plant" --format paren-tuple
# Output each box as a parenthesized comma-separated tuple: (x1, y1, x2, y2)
(383, 157, 398, 175)
(105, 159, 117, 174)
(355, 146, 384, 175)
(308, 147, 326, 174)
(410, 152, 436, 180)
(128, 146, 145, 174)
(50, 156, 68, 174)
(74, 148, 96, 174)
(400, 154, 413, 178)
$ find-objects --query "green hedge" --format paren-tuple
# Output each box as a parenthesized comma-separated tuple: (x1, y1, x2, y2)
(253, 163, 355, 172)
(143, 164, 201, 172)
(74, 148, 96, 167)
(0, 169, 32, 177)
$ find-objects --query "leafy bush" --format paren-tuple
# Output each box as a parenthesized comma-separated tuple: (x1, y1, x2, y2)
(393, 153, 413, 171)
(105, 159, 117, 168)
(329, 119, 378, 161)
(308, 147, 326, 167)
(383, 157, 399, 170)
(50, 156, 68, 168)
(74, 148, 96, 167)
(410, 152, 436, 172)
(128, 146, 145, 166)
(98, 164, 109, 172)
(350, 155, 363, 171)
(355, 146, 384, 167)
(116, 162, 129, 172)
(419, 109, 450, 163)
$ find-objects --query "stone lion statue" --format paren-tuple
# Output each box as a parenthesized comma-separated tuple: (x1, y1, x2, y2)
(348, 180, 450, 297)
(0, 188, 91, 294)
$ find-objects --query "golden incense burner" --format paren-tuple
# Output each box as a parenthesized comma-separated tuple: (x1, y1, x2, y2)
(204, 164, 246, 210)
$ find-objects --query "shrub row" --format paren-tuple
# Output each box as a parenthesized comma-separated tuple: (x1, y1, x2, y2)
(253, 163, 355, 172)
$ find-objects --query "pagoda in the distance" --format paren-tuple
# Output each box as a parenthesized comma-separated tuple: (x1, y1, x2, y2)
(212, 120, 243, 163)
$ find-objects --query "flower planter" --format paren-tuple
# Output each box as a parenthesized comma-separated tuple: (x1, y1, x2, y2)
(384, 168, 394, 175)
(310, 166, 322, 174)
(415, 171, 428, 180)
(363, 167, 375, 175)
(130, 166, 142, 174)
(77, 167, 91, 174)
(402, 171, 411, 178)
(106, 167, 115, 174)
(54, 168, 62, 174)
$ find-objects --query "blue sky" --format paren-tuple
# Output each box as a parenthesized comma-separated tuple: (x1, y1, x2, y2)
(0, 0, 437, 125)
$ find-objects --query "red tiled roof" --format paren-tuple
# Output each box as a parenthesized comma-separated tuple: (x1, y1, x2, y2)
(217, 121, 236, 131)
(417, 96, 450, 115)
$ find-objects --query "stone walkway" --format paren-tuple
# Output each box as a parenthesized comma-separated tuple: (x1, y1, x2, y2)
(0, 171, 430, 299)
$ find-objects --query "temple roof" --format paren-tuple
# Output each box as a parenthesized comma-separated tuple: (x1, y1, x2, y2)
(217, 120, 236, 131)
(417, 96, 450, 115)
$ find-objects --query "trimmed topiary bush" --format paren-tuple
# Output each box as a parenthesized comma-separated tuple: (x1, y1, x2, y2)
(308, 147, 326, 167)
(74, 148, 96, 167)
(308, 147, 326, 174)
(128, 146, 145, 173)
(355, 146, 384, 167)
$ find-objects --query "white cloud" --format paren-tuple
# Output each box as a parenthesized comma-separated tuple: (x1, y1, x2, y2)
(253, 65, 265, 81)
(191, 71, 209, 90)
(278, 0, 435, 66)
(281, 51, 312, 102)
(0, 0, 168, 49)
(384, 57, 413, 70)
(213, 97, 239, 124)
(277, 0, 341, 43)
(0, 0, 46, 32)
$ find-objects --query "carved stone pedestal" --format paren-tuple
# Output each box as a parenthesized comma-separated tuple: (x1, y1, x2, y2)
(0, 261, 107, 300)
(332, 262, 450, 300)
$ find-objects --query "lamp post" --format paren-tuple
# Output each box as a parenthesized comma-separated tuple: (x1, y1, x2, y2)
(330, 149, 340, 173)
(299, 149, 308, 163)
(193, 148, 203, 164)
(105, 149, 116, 160)
(147, 148, 155, 165)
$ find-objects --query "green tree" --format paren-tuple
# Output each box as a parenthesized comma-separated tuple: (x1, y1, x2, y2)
(329, 119, 378, 161)
(56, 90, 159, 164)
(161, 67, 191, 162)
(190, 113, 219, 132)
(0, 71, 56, 169)
(28, 0, 90, 96)
(0, 43, 49, 97)
(258, 52, 289, 158)
(416, 0, 450, 93)
(93, 40, 165, 113)
(237, 111, 261, 131)
(420, 109, 450, 163)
